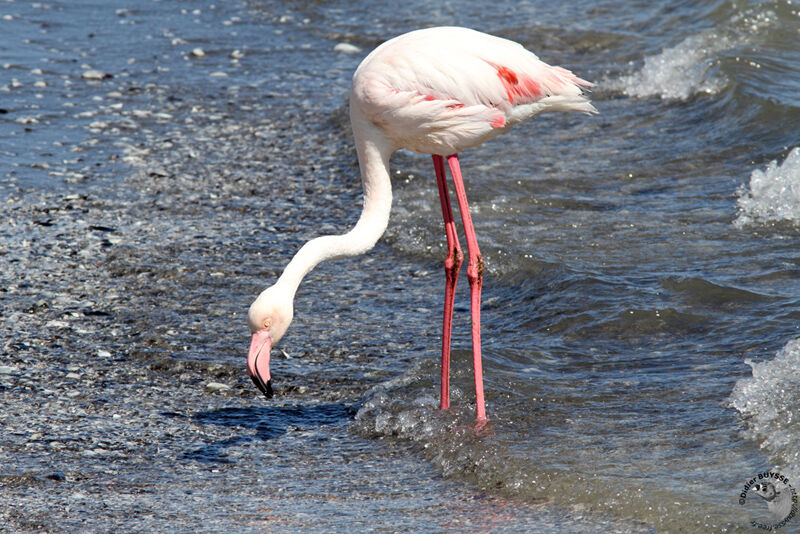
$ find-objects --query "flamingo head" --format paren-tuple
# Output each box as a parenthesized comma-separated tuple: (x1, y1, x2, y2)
(247, 285, 293, 398)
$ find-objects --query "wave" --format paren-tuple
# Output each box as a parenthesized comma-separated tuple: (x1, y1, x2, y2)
(608, 33, 730, 100)
(353, 360, 751, 531)
(734, 147, 800, 228)
(606, 5, 777, 100)
(730, 337, 800, 481)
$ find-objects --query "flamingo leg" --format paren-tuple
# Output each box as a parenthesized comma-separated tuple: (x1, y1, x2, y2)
(432, 155, 463, 411)
(446, 154, 487, 422)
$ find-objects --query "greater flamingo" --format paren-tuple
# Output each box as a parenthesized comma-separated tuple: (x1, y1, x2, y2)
(247, 27, 596, 422)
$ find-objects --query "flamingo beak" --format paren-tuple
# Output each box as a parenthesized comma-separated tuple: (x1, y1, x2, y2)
(247, 328, 273, 398)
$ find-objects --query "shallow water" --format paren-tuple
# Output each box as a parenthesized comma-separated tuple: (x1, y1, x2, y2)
(2, 0, 799, 532)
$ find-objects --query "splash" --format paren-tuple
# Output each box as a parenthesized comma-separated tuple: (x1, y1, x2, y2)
(354, 363, 751, 531)
(609, 7, 776, 99)
(730, 338, 800, 481)
(610, 33, 730, 99)
(734, 147, 800, 228)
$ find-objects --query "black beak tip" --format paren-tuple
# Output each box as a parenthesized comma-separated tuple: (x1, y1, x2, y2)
(264, 379, 273, 399)
(250, 373, 274, 399)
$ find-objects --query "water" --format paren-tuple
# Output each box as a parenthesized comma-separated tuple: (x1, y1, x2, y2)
(2, 0, 799, 532)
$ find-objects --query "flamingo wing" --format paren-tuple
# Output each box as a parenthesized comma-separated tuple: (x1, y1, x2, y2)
(351, 27, 595, 155)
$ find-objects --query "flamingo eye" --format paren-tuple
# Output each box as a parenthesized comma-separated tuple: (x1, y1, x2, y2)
(264, 320, 270, 329)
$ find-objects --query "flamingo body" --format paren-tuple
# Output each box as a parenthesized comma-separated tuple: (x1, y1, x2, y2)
(246, 27, 595, 422)
(352, 27, 594, 155)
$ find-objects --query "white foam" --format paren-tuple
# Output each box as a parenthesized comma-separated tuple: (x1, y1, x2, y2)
(609, 8, 776, 100)
(730, 338, 800, 480)
(734, 147, 800, 228)
(609, 33, 730, 100)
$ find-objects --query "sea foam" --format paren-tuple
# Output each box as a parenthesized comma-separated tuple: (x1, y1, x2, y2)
(734, 147, 800, 228)
(609, 7, 776, 100)
(609, 33, 730, 100)
(730, 337, 800, 480)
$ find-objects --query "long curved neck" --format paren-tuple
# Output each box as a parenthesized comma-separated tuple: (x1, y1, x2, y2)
(275, 114, 393, 297)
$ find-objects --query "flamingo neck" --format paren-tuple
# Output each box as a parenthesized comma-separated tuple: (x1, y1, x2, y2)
(275, 115, 393, 297)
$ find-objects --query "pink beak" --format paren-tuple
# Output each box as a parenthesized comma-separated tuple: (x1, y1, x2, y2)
(247, 328, 273, 398)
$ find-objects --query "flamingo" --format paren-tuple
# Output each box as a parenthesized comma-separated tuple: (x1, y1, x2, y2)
(246, 26, 596, 422)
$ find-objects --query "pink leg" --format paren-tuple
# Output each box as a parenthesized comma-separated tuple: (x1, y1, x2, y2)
(432, 155, 463, 411)
(447, 154, 487, 422)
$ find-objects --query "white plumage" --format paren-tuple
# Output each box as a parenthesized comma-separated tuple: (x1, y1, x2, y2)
(351, 27, 595, 155)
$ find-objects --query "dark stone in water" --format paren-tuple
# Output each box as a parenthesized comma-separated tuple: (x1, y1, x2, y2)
(89, 225, 117, 232)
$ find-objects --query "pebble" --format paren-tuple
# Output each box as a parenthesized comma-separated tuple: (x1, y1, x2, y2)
(205, 382, 231, 392)
(0, 366, 16, 375)
(334, 43, 362, 54)
(191, 47, 205, 58)
(81, 448, 107, 457)
(81, 69, 111, 80)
